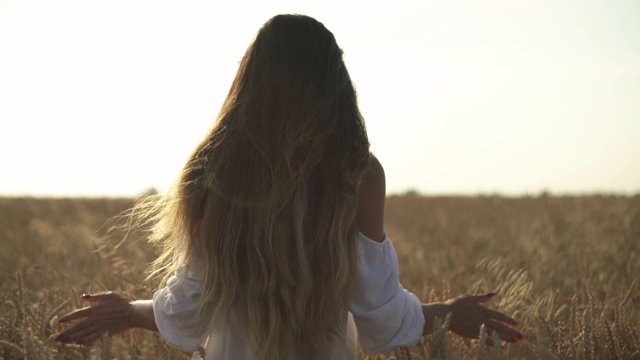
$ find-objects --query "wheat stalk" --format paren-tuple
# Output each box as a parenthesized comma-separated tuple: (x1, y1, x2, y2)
(492, 330, 502, 360)
(477, 324, 487, 360)
(0, 340, 24, 355)
(101, 331, 112, 360)
(46, 299, 70, 331)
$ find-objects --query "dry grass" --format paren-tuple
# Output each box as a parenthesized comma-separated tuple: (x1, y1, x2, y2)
(1, 194, 638, 359)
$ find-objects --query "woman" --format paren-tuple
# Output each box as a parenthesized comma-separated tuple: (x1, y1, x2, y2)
(55, 14, 524, 359)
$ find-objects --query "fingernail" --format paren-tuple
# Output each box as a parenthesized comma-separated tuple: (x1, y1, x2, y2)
(81, 294, 91, 299)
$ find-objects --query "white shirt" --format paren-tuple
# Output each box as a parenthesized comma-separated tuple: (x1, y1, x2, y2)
(152, 232, 424, 359)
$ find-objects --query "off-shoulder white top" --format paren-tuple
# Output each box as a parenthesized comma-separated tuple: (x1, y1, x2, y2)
(152, 232, 424, 359)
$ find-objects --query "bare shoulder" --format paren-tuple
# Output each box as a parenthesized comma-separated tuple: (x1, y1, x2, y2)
(363, 155, 385, 183)
(356, 155, 386, 242)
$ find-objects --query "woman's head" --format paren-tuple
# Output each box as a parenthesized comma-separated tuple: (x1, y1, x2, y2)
(206, 14, 368, 205)
(145, 14, 370, 359)
(243, 14, 346, 97)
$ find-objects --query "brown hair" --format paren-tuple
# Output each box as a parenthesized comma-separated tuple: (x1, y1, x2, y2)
(143, 14, 370, 359)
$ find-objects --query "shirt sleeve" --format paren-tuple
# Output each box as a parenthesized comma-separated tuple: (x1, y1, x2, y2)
(152, 258, 209, 352)
(347, 232, 425, 354)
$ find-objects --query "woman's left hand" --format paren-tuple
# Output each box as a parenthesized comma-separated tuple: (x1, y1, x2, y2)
(55, 292, 134, 345)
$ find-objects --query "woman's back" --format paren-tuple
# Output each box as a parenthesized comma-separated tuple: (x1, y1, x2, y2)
(152, 156, 427, 358)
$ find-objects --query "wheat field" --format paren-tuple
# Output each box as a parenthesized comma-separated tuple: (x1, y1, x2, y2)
(1, 195, 638, 359)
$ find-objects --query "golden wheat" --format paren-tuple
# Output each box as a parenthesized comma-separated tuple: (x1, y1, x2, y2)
(1, 195, 638, 359)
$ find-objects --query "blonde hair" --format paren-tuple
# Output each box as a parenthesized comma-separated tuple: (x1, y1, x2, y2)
(140, 14, 370, 359)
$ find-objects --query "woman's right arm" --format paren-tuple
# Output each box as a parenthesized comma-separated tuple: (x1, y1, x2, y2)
(356, 155, 386, 242)
(353, 156, 524, 352)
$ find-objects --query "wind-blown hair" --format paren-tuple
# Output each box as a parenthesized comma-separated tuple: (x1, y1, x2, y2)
(142, 14, 370, 359)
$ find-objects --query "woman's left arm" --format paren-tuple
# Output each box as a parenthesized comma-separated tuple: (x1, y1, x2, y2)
(129, 299, 158, 331)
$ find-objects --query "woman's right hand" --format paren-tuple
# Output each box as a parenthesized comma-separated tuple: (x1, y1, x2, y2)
(447, 293, 524, 344)
(423, 292, 525, 345)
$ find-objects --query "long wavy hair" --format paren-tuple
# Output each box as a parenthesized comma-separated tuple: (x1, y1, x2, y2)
(141, 14, 370, 359)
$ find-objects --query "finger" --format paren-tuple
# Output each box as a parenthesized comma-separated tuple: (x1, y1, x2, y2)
(485, 319, 522, 343)
(474, 292, 496, 304)
(59, 307, 92, 324)
(55, 319, 93, 342)
(57, 312, 122, 343)
(60, 322, 101, 343)
(82, 292, 117, 303)
(484, 307, 519, 327)
(78, 329, 109, 345)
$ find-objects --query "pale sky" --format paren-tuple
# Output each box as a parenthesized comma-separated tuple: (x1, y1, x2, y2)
(1, 0, 639, 197)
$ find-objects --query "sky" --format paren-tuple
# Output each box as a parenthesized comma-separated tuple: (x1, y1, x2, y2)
(1, 0, 639, 197)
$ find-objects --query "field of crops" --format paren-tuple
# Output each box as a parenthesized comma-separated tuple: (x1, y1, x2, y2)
(1, 195, 638, 359)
